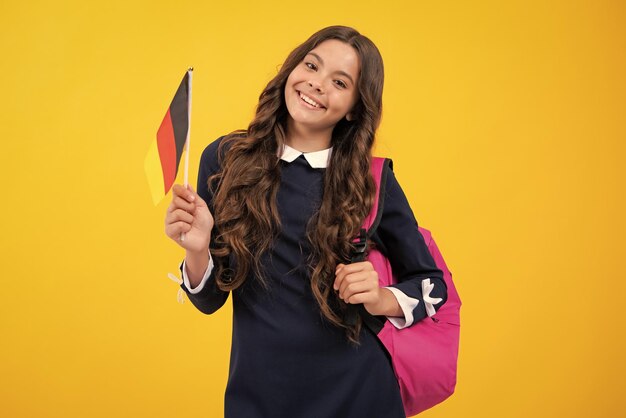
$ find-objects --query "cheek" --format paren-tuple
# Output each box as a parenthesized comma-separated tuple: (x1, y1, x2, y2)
(345, 92, 360, 114)
(285, 73, 301, 100)
(284, 73, 296, 92)
(286, 67, 305, 86)
(331, 92, 355, 112)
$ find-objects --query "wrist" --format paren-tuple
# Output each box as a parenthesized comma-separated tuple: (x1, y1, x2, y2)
(365, 288, 402, 317)
(184, 247, 211, 287)
(186, 245, 210, 259)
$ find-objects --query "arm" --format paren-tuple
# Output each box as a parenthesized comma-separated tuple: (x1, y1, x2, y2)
(372, 166, 448, 326)
(178, 137, 230, 314)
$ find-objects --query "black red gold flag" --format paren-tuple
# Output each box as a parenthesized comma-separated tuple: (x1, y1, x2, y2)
(145, 69, 192, 205)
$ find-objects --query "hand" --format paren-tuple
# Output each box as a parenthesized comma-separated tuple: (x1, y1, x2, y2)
(334, 261, 385, 315)
(164, 184, 214, 253)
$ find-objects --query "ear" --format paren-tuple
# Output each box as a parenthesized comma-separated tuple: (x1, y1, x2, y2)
(346, 112, 354, 121)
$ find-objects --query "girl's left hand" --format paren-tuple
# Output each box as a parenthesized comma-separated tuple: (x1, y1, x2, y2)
(334, 261, 385, 316)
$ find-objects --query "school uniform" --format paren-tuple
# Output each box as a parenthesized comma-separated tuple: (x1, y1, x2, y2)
(180, 137, 448, 418)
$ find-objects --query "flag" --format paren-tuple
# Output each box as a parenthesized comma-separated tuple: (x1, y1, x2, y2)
(145, 69, 192, 205)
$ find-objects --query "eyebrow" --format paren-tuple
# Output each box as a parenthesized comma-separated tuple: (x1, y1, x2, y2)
(306, 52, 355, 85)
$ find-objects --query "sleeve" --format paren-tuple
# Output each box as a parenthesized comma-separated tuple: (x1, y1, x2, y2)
(181, 252, 214, 294)
(372, 166, 448, 327)
(179, 136, 230, 314)
(383, 286, 421, 329)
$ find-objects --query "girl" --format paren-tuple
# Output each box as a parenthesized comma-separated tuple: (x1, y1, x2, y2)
(165, 26, 447, 418)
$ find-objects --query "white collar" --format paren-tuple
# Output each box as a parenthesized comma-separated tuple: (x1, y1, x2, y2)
(279, 143, 332, 168)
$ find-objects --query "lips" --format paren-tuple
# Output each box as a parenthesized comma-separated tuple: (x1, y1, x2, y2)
(297, 90, 325, 109)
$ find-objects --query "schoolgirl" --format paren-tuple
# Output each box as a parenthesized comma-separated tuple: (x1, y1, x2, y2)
(164, 25, 448, 418)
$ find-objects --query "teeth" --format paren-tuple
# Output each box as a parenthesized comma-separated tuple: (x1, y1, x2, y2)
(299, 92, 320, 108)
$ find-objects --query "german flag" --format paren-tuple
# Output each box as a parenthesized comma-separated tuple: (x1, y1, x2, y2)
(145, 69, 192, 205)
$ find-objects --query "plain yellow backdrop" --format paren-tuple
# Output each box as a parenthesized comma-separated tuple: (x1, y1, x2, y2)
(1, 0, 624, 417)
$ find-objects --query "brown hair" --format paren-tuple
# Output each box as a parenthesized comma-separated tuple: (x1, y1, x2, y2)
(209, 25, 384, 344)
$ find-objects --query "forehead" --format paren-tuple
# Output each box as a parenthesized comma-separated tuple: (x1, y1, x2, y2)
(307, 39, 360, 81)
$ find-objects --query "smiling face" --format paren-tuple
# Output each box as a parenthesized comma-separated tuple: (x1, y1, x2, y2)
(284, 39, 361, 144)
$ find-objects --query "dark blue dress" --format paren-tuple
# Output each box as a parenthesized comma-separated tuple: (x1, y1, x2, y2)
(181, 137, 447, 418)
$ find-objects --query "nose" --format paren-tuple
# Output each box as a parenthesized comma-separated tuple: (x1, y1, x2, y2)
(308, 80, 323, 93)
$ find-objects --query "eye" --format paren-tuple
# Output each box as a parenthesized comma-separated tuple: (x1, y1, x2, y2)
(305, 62, 317, 70)
(334, 80, 347, 89)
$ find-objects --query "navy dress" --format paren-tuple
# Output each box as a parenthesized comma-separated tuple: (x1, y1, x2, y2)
(181, 137, 447, 418)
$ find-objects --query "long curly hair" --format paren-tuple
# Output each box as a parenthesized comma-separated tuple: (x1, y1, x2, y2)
(209, 25, 384, 344)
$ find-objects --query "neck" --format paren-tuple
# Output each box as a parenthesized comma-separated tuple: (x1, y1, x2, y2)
(285, 118, 333, 152)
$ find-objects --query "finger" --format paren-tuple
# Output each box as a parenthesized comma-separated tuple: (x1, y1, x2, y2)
(168, 208, 194, 225)
(334, 262, 372, 291)
(165, 221, 192, 239)
(333, 263, 359, 291)
(333, 264, 354, 291)
(347, 291, 378, 305)
(172, 184, 186, 198)
(351, 261, 374, 271)
(166, 198, 192, 218)
(187, 184, 209, 209)
(172, 196, 196, 213)
(335, 262, 369, 276)
(168, 187, 196, 215)
(333, 263, 345, 290)
(338, 271, 372, 296)
(340, 280, 375, 302)
(173, 184, 196, 203)
(335, 263, 353, 275)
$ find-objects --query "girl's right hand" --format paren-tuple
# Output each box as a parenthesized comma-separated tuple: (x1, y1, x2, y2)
(164, 184, 214, 253)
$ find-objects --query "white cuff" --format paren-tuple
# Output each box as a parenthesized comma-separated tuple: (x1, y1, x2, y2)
(422, 278, 443, 317)
(384, 287, 420, 329)
(181, 255, 214, 294)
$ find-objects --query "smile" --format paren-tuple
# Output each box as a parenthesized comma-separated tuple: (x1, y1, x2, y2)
(298, 91, 324, 109)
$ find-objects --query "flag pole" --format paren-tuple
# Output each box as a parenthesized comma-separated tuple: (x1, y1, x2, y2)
(184, 67, 192, 187)
(181, 67, 193, 242)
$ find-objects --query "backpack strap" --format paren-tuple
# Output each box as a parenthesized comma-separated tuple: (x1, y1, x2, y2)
(344, 157, 392, 332)
(362, 157, 392, 236)
(351, 157, 391, 262)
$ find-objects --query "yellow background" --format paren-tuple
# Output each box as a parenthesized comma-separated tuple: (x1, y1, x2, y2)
(1, 0, 624, 417)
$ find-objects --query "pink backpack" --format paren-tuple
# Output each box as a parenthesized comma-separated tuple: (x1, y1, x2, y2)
(355, 157, 462, 416)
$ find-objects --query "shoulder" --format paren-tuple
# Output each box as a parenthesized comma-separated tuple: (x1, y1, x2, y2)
(371, 157, 402, 201)
(199, 132, 243, 173)
(200, 135, 226, 171)
(374, 157, 416, 222)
